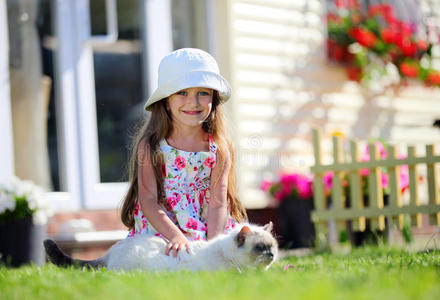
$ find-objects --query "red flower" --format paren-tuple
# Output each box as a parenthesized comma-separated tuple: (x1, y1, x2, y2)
(381, 28, 398, 44)
(335, 0, 344, 8)
(346, 66, 362, 82)
(134, 203, 140, 216)
(161, 164, 167, 177)
(327, 13, 341, 24)
(399, 40, 417, 57)
(367, 4, 383, 17)
(399, 61, 418, 77)
(368, 4, 396, 25)
(203, 156, 215, 168)
(335, 0, 357, 8)
(427, 72, 440, 85)
(167, 194, 180, 209)
(198, 190, 206, 207)
(400, 22, 414, 36)
(174, 155, 186, 170)
(417, 39, 428, 51)
(349, 27, 378, 48)
(327, 40, 352, 63)
(186, 218, 198, 230)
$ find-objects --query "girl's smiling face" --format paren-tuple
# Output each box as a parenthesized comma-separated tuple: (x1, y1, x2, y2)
(167, 87, 213, 128)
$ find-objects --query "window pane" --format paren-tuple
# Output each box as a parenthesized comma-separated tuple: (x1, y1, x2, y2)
(91, 0, 146, 183)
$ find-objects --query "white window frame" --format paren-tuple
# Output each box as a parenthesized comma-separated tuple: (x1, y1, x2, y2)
(49, 0, 172, 211)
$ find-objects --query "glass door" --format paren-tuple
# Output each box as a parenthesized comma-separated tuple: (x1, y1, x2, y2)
(50, 0, 173, 209)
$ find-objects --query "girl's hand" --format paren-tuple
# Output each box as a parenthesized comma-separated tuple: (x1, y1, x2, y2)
(165, 235, 190, 257)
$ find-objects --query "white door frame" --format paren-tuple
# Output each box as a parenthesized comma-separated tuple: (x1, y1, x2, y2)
(0, 0, 14, 183)
(50, 0, 173, 211)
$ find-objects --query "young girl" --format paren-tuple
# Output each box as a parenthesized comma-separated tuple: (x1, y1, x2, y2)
(120, 48, 247, 257)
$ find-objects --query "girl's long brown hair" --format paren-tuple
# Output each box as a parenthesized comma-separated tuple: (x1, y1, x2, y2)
(121, 92, 247, 229)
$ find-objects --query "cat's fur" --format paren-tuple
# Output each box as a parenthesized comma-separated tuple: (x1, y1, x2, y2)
(44, 223, 278, 272)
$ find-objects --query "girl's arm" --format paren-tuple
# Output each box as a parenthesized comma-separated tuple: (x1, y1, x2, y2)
(137, 140, 189, 256)
(207, 149, 231, 240)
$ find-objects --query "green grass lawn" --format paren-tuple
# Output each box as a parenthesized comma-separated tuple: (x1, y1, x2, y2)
(1, 247, 439, 300)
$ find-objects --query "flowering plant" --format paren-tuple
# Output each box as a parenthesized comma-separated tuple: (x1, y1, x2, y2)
(0, 176, 52, 225)
(322, 140, 410, 197)
(261, 173, 313, 202)
(327, 0, 440, 93)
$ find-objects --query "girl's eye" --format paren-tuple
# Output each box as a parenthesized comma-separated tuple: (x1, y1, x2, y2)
(177, 91, 187, 96)
(199, 91, 210, 96)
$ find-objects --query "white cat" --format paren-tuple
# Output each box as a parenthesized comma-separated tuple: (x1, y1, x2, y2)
(44, 223, 278, 272)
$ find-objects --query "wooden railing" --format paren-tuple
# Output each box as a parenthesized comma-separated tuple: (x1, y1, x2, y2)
(310, 128, 440, 239)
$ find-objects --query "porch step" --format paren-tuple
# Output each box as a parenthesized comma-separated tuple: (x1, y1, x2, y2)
(52, 230, 127, 252)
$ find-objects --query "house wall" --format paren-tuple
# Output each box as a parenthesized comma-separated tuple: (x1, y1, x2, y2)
(228, 0, 440, 208)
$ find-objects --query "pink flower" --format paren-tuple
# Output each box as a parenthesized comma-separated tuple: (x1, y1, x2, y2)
(381, 173, 389, 188)
(186, 218, 198, 230)
(323, 171, 334, 195)
(360, 168, 369, 176)
(360, 143, 409, 193)
(363, 141, 387, 161)
(297, 177, 313, 199)
(399, 164, 409, 192)
(203, 156, 215, 168)
(260, 180, 272, 192)
(134, 203, 140, 216)
(167, 193, 181, 209)
(186, 193, 194, 204)
(273, 190, 283, 201)
(174, 155, 186, 170)
(198, 190, 206, 206)
(262, 173, 313, 201)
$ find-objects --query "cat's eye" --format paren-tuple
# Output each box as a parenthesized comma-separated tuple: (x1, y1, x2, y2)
(254, 243, 266, 252)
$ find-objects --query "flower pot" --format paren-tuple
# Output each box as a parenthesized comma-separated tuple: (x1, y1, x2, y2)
(0, 216, 47, 267)
(277, 196, 315, 248)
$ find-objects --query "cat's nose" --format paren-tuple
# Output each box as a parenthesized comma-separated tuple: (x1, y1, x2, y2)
(265, 252, 274, 259)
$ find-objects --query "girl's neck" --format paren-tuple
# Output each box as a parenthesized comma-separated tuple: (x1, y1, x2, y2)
(167, 127, 209, 152)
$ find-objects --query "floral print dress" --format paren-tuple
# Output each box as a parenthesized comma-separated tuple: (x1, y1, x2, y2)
(128, 135, 236, 241)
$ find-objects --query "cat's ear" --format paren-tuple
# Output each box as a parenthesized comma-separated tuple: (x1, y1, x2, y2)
(235, 225, 252, 248)
(263, 222, 273, 233)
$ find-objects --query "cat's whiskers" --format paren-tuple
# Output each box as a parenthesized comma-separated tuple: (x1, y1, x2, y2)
(229, 256, 243, 273)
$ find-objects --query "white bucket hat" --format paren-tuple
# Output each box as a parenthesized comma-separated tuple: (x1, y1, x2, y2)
(144, 48, 232, 111)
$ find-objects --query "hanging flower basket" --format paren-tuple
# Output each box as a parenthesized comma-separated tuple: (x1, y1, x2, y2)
(327, 0, 440, 93)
